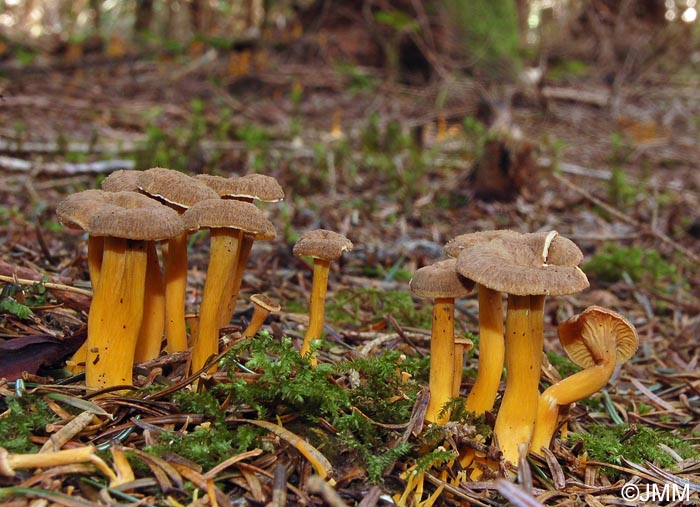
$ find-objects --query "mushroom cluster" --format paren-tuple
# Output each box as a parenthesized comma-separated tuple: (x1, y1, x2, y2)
(57, 167, 296, 389)
(410, 230, 638, 465)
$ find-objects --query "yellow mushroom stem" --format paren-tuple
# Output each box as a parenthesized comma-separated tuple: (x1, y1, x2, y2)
(134, 241, 166, 362)
(531, 353, 615, 454)
(190, 229, 242, 374)
(163, 232, 189, 353)
(86, 236, 147, 389)
(243, 303, 272, 339)
(465, 286, 504, 414)
(68, 235, 105, 374)
(87, 235, 104, 288)
(425, 297, 457, 424)
(0, 446, 98, 476)
(219, 234, 255, 329)
(493, 294, 545, 463)
(300, 258, 331, 366)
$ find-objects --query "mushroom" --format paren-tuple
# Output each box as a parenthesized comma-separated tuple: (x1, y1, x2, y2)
(100, 171, 169, 362)
(409, 258, 474, 424)
(243, 293, 281, 338)
(530, 306, 638, 454)
(56, 189, 112, 287)
(444, 230, 518, 415)
(196, 173, 284, 327)
(293, 229, 353, 365)
(182, 198, 275, 374)
(455, 231, 589, 463)
(137, 168, 219, 354)
(85, 191, 183, 388)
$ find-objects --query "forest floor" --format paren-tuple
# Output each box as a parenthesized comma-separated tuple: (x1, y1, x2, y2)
(1, 43, 700, 506)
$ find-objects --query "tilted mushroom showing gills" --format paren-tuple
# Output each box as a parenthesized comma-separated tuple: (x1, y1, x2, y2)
(409, 259, 474, 424)
(293, 229, 353, 365)
(530, 306, 638, 454)
(196, 173, 284, 329)
(183, 198, 275, 374)
(137, 168, 219, 354)
(456, 232, 588, 464)
(243, 293, 281, 338)
(84, 191, 183, 389)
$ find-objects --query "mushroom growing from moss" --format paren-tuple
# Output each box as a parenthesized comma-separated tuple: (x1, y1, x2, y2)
(84, 191, 183, 388)
(182, 198, 275, 374)
(409, 258, 474, 424)
(530, 306, 638, 454)
(293, 229, 353, 365)
(137, 168, 219, 354)
(456, 231, 588, 463)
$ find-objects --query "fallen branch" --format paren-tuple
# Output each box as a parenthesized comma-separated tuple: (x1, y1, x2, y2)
(0, 155, 134, 175)
(0, 261, 91, 313)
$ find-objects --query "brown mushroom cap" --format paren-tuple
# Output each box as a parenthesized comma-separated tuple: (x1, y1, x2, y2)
(444, 230, 519, 258)
(522, 231, 584, 266)
(56, 189, 112, 230)
(293, 229, 353, 261)
(181, 198, 276, 239)
(409, 258, 475, 299)
(455, 236, 589, 296)
(137, 168, 219, 210)
(250, 293, 281, 312)
(196, 173, 284, 202)
(88, 191, 184, 241)
(102, 170, 141, 193)
(558, 305, 638, 367)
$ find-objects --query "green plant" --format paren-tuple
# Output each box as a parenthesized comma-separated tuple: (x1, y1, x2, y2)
(325, 287, 432, 329)
(584, 243, 678, 285)
(570, 424, 698, 478)
(0, 277, 49, 319)
(546, 352, 582, 379)
(0, 396, 57, 453)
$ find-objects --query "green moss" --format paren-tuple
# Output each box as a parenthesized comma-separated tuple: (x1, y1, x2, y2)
(0, 396, 57, 453)
(570, 424, 698, 478)
(584, 243, 678, 286)
(325, 287, 432, 329)
(546, 352, 582, 379)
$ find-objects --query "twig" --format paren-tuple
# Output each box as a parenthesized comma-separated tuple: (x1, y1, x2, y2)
(306, 475, 349, 507)
(0, 155, 134, 175)
(552, 172, 700, 264)
(0, 274, 93, 297)
(495, 479, 546, 507)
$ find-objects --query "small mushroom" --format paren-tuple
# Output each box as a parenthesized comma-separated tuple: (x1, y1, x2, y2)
(196, 173, 283, 328)
(456, 231, 589, 463)
(243, 293, 281, 338)
(293, 229, 353, 365)
(183, 198, 275, 374)
(85, 191, 183, 388)
(409, 259, 474, 424)
(530, 306, 638, 454)
(137, 168, 219, 354)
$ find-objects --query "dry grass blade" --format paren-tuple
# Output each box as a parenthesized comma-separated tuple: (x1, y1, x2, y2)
(495, 479, 546, 507)
(128, 448, 184, 492)
(306, 475, 350, 507)
(230, 419, 334, 483)
(202, 448, 263, 479)
(0, 274, 93, 296)
(0, 487, 101, 507)
(40, 411, 94, 452)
